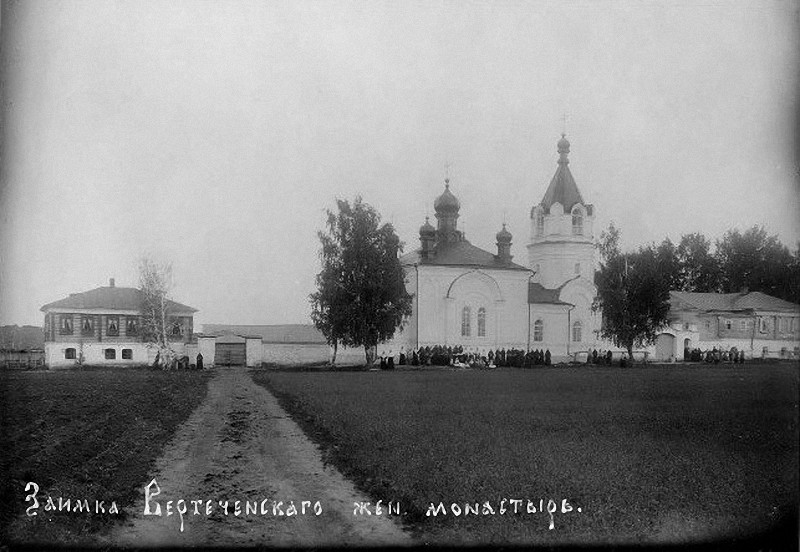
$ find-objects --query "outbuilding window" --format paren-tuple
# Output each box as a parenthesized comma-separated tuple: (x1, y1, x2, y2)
(572, 321, 582, 342)
(82, 317, 94, 335)
(65, 348, 76, 360)
(122, 349, 133, 360)
(533, 319, 543, 342)
(126, 317, 138, 335)
(107, 316, 119, 336)
(60, 315, 73, 335)
(104, 348, 116, 360)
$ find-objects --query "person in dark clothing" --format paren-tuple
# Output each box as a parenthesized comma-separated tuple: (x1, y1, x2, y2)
(380, 354, 386, 370)
(592, 349, 598, 364)
(196, 352, 204, 370)
(544, 349, 551, 365)
(387, 354, 395, 370)
(411, 350, 419, 366)
(605, 350, 612, 365)
(399, 351, 406, 365)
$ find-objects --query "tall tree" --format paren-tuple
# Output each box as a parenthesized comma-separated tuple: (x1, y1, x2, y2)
(676, 232, 721, 292)
(593, 225, 672, 359)
(715, 226, 797, 301)
(310, 197, 413, 365)
(655, 237, 681, 291)
(139, 257, 175, 368)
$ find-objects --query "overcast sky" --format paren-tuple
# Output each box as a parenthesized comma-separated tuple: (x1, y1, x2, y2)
(1, 0, 798, 328)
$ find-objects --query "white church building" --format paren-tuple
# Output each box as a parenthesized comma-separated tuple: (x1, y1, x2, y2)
(387, 135, 600, 361)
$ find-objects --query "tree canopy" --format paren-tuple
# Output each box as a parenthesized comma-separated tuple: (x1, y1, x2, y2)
(310, 197, 413, 365)
(593, 223, 672, 358)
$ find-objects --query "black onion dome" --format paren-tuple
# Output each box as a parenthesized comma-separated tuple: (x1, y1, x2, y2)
(557, 133, 570, 154)
(419, 216, 436, 236)
(496, 223, 512, 243)
(434, 180, 460, 213)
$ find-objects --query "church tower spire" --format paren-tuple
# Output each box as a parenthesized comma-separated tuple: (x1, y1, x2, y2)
(527, 135, 595, 288)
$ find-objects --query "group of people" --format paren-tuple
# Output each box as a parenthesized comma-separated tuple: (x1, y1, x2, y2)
(378, 345, 553, 369)
(684, 347, 746, 364)
(586, 349, 630, 367)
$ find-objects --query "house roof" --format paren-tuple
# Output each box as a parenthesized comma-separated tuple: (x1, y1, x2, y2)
(0, 325, 44, 351)
(400, 240, 529, 271)
(40, 285, 197, 313)
(528, 282, 571, 305)
(202, 324, 327, 344)
(670, 291, 799, 313)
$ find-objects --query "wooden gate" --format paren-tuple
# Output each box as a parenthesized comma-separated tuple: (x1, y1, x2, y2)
(215, 343, 246, 366)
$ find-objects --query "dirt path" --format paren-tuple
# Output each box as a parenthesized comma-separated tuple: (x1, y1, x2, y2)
(108, 367, 412, 547)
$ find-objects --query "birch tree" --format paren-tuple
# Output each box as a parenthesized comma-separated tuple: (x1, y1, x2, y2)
(139, 257, 175, 368)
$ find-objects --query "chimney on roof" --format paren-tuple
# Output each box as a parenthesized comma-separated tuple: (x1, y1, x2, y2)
(109, 278, 115, 288)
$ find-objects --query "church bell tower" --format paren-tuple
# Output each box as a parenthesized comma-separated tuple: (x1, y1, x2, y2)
(527, 135, 595, 289)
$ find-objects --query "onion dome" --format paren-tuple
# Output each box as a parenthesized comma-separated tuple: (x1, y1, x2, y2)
(419, 216, 436, 236)
(557, 133, 570, 156)
(433, 180, 460, 214)
(496, 223, 512, 243)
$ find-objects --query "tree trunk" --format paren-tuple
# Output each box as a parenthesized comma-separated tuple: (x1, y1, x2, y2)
(329, 342, 338, 365)
(627, 345, 634, 364)
(364, 344, 376, 366)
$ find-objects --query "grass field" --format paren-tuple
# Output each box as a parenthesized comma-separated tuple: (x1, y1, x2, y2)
(0, 367, 212, 545)
(253, 364, 799, 547)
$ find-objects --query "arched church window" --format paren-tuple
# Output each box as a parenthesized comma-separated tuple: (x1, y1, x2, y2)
(572, 208, 583, 236)
(461, 306, 471, 337)
(533, 319, 543, 342)
(477, 307, 486, 337)
(536, 213, 544, 235)
(572, 321, 582, 342)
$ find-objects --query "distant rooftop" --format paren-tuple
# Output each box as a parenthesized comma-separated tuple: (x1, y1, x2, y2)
(670, 291, 799, 313)
(202, 324, 327, 344)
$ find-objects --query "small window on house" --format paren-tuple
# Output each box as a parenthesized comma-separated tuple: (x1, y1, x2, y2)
(477, 307, 486, 337)
(572, 321, 582, 342)
(461, 307, 471, 337)
(122, 349, 133, 360)
(779, 317, 787, 333)
(571, 208, 583, 236)
(107, 317, 119, 336)
(60, 315, 73, 335)
(82, 317, 94, 335)
(739, 320, 747, 332)
(725, 320, 732, 330)
(533, 319, 543, 342)
(65, 348, 76, 360)
(126, 317, 138, 335)
(759, 318, 767, 333)
(171, 320, 182, 336)
(104, 348, 116, 360)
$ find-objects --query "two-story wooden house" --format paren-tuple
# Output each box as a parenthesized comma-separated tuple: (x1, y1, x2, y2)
(40, 278, 197, 367)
